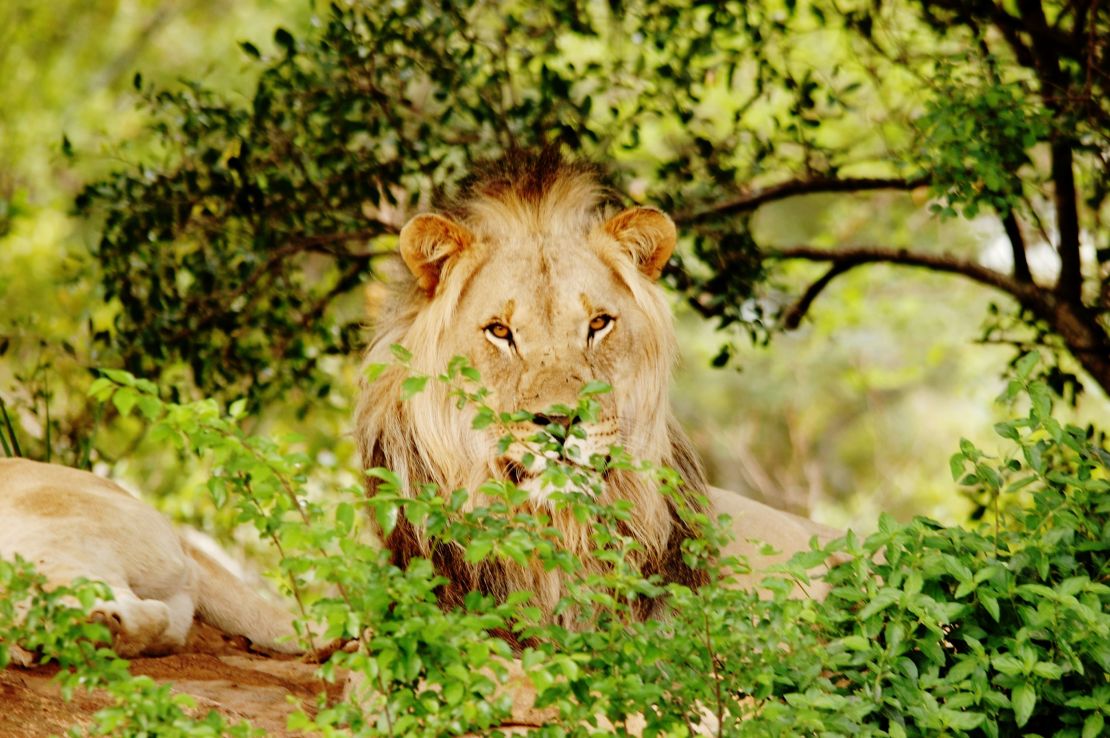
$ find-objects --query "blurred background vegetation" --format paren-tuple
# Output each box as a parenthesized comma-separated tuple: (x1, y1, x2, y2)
(1, 0, 1106, 536)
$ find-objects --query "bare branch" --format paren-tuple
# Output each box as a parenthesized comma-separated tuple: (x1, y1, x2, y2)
(674, 176, 930, 225)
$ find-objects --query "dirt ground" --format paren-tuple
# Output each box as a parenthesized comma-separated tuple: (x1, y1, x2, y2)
(0, 620, 345, 737)
(0, 619, 560, 737)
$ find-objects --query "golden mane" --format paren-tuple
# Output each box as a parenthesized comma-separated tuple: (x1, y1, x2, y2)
(356, 151, 710, 633)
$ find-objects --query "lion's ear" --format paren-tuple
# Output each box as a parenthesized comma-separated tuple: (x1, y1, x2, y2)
(602, 207, 676, 281)
(399, 213, 475, 294)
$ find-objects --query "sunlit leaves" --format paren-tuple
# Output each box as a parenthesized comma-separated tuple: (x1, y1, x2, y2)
(53, 358, 1110, 735)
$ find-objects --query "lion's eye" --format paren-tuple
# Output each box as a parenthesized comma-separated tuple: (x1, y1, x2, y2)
(587, 314, 615, 344)
(588, 315, 611, 332)
(485, 322, 513, 343)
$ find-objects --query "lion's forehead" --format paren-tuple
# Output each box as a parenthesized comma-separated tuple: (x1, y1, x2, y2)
(461, 238, 625, 330)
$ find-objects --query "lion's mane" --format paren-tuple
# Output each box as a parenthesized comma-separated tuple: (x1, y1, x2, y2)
(356, 151, 710, 628)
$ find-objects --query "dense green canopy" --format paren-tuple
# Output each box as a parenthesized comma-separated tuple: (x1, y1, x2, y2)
(72, 0, 1110, 406)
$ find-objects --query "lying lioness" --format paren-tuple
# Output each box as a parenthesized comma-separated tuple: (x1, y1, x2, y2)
(0, 458, 306, 658)
(1, 456, 837, 663)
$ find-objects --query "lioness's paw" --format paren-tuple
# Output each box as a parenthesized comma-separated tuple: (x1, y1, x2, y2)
(89, 602, 126, 636)
(90, 599, 173, 657)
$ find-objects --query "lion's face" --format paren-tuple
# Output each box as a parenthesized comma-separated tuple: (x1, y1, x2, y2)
(446, 230, 663, 483)
(355, 154, 711, 618)
(396, 187, 678, 500)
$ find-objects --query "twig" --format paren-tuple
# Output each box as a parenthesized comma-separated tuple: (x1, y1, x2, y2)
(702, 610, 725, 738)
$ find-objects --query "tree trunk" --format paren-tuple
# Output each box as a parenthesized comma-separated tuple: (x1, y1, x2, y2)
(1036, 295, 1110, 397)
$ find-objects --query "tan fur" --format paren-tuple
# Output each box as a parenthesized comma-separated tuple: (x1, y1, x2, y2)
(0, 458, 306, 658)
(356, 151, 840, 630)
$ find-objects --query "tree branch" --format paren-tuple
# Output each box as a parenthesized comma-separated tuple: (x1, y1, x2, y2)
(782, 263, 856, 329)
(1001, 211, 1033, 282)
(768, 243, 1110, 393)
(769, 244, 1040, 308)
(674, 176, 930, 225)
(1014, 0, 1084, 299)
(1051, 142, 1084, 300)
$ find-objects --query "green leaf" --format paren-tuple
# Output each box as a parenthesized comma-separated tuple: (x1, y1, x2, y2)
(1032, 661, 1065, 679)
(100, 368, 136, 386)
(465, 539, 494, 563)
(949, 452, 966, 481)
(1082, 712, 1104, 738)
(86, 377, 115, 399)
(945, 710, 985, 730)
(335, 502, 355, 534)
(579, 380, 612, 396)
(401, 375, 428, 399)
(136, 395, 162, 420)
(1029, 381, 1053, 419)
(839, 635, 871, 651)
(1014, 351, 1040, 379)
(980, 593, 1001, 622)
(471, 408, 494, 430)
(1012, 683, 1036, 727)
(959, 437, 979, 459)
(390, 344, 413, 363)
(365, 467, 401, 488)
(992, 653, 1023, 676)
(111, 386, 138, 416)
(375, 502, 399, 537)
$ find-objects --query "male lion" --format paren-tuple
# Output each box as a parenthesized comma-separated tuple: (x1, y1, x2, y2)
(356, 150, 838, 622)
(0, 458, 307, 658)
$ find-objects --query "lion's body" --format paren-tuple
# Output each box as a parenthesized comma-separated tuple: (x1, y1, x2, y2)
(357, 151, 839, 619)
(0, 458, 303, 657)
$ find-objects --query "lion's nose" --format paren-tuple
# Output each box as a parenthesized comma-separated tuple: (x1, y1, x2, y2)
(532, 413, 572, 429)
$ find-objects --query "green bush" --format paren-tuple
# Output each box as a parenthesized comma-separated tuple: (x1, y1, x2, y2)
(2, 353, 1106, 736)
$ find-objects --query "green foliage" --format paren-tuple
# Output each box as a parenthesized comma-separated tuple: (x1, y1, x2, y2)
(0, 557, 117, 680)
(50, 2, 949, 401)
(60, 0, 1110, 418)
(917, 62, 1049, 219)
(6, 356, 1097, 735)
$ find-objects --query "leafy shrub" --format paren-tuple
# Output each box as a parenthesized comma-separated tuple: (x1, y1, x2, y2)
(2, 353, 1106, 736)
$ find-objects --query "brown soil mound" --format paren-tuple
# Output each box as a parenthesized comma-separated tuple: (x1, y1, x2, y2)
(0, 621, 343, 737)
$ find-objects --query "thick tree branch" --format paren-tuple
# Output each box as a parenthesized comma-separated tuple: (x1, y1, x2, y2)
(769, 245, 1037, 302)
(1051, 142, 1084, 300)
(674, 176, 930, 225)
(769, 243, 1110, 393)
(1013, 1, 1085, 299)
